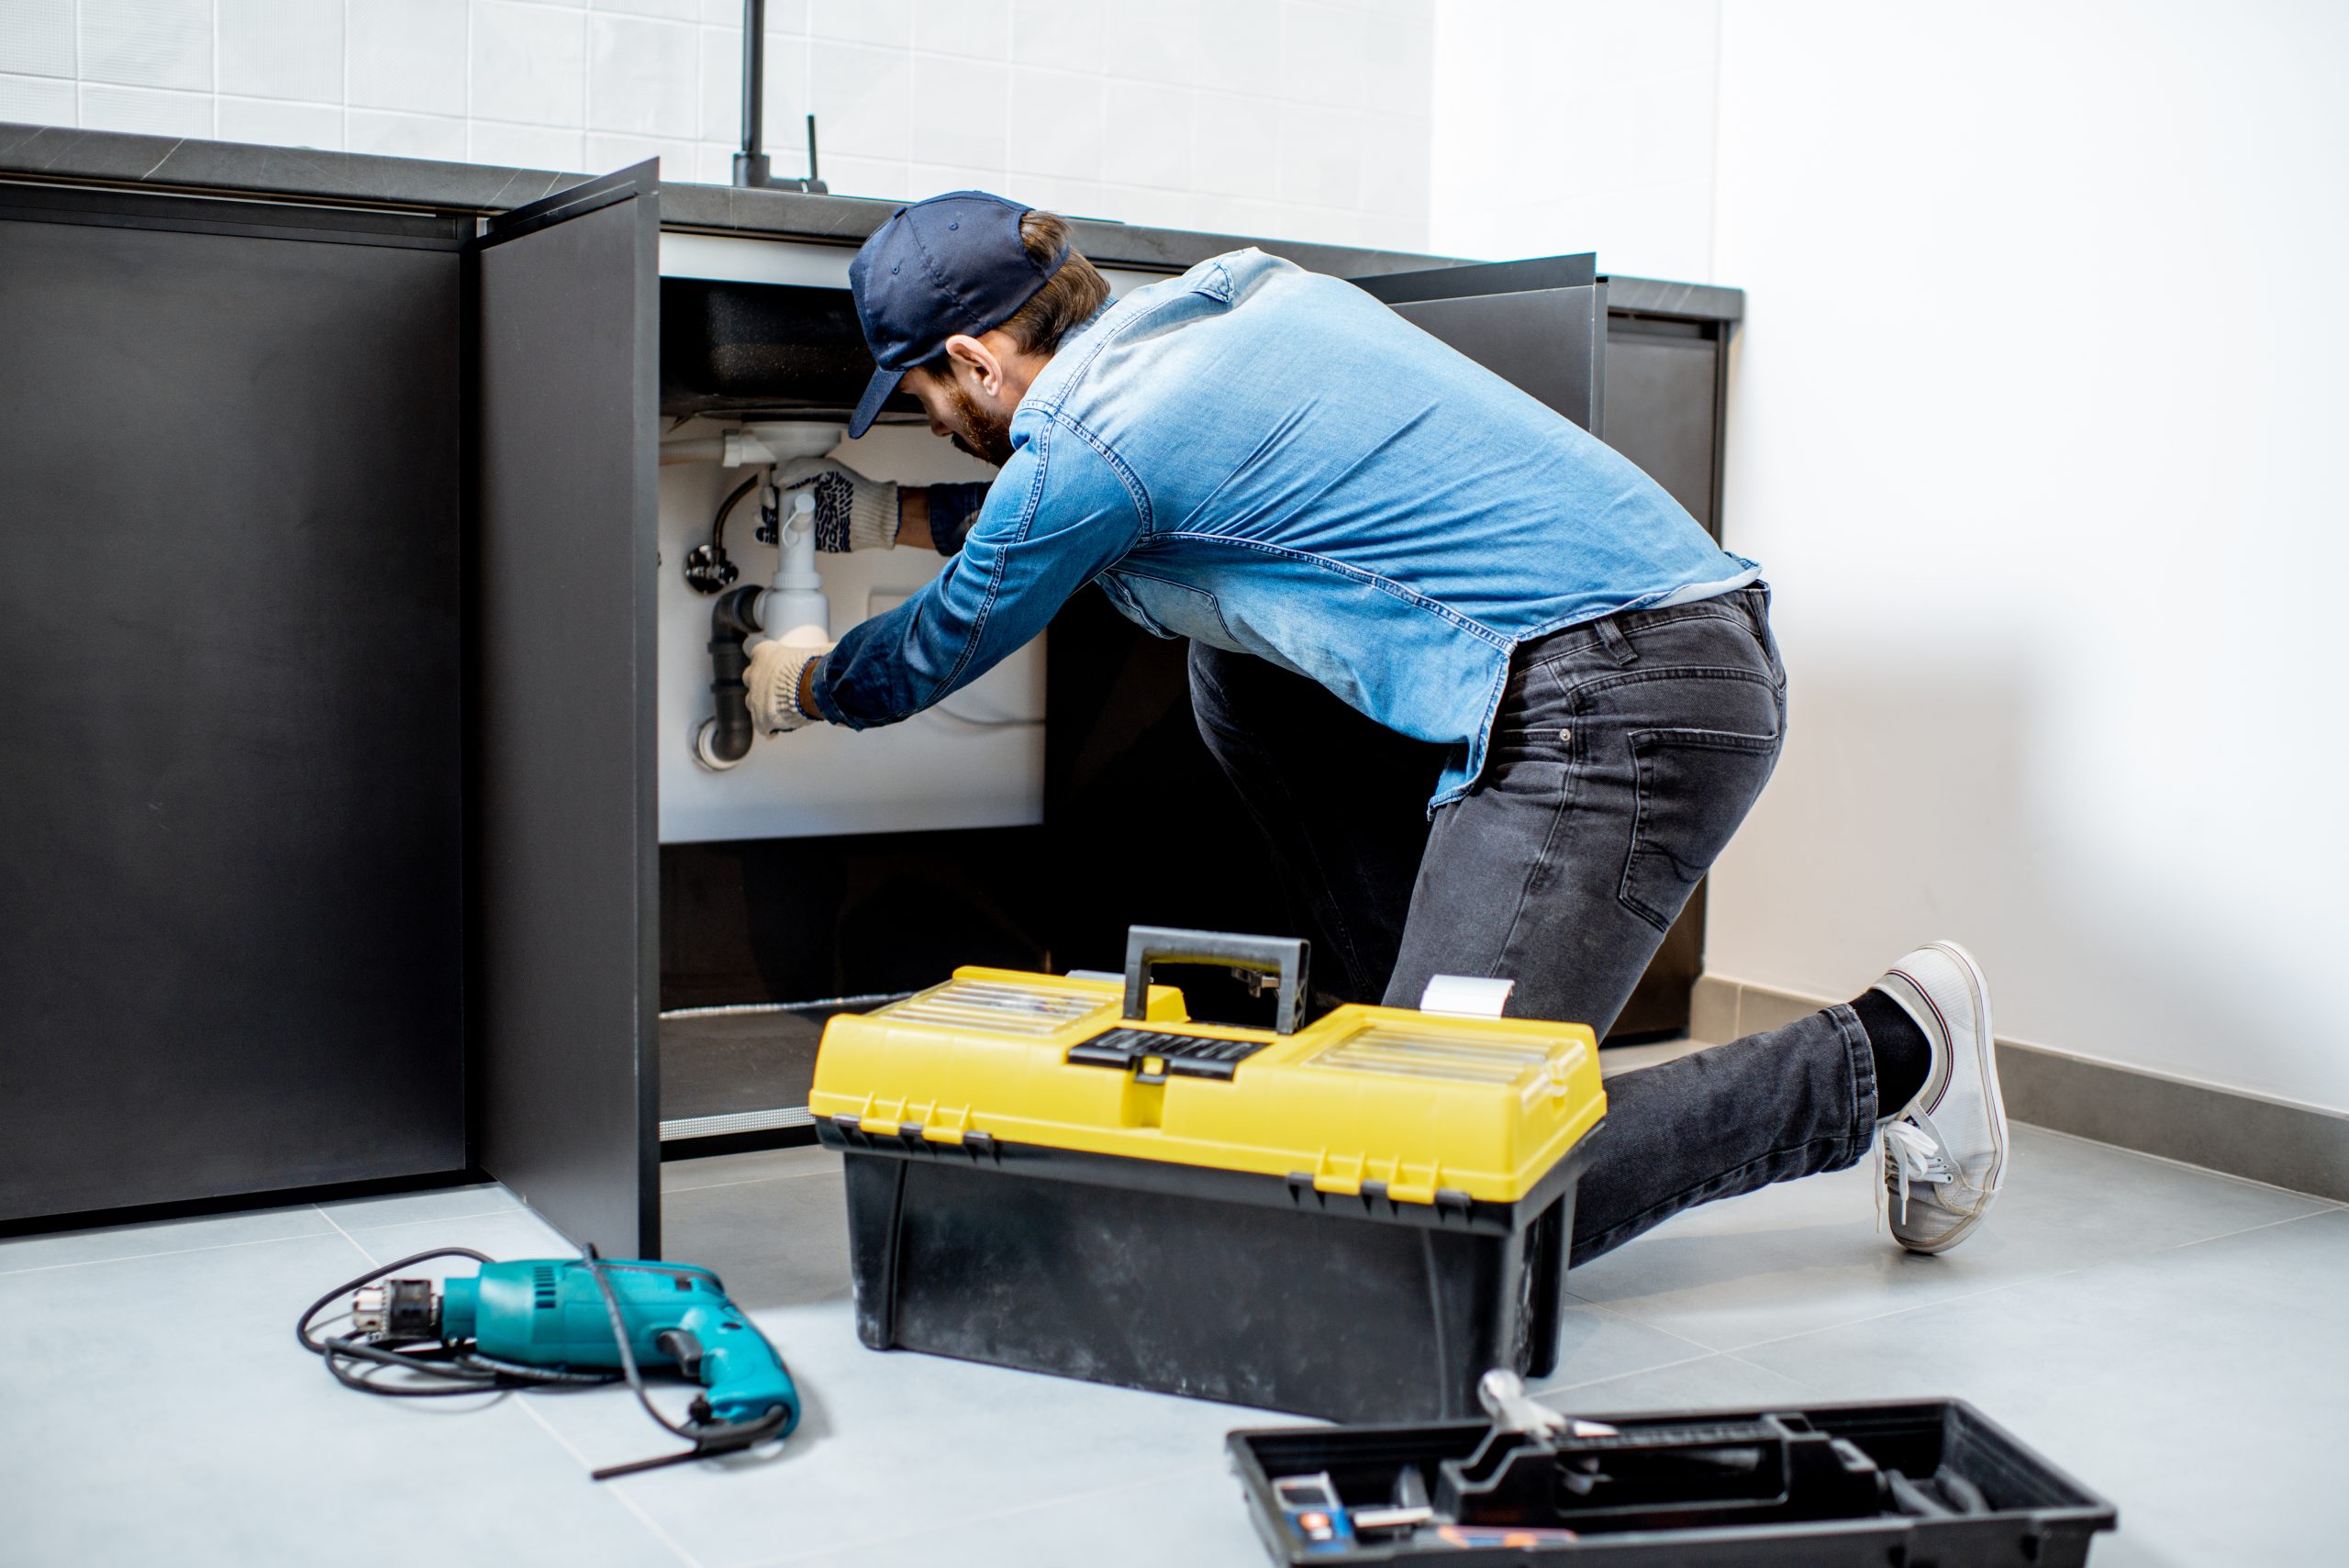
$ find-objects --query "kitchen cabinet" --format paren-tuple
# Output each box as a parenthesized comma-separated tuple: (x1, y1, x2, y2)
(0, 124, 1740, 1253)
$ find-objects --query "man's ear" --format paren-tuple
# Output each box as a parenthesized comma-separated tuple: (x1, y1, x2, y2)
(941, 333, 1003, 395)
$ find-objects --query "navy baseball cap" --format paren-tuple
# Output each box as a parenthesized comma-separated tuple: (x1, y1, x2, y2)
(845, 191, 1068, 437)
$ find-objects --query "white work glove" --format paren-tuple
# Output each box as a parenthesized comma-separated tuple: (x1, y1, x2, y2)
(744, 637, 835, 734)
(772, 457, 899, 552)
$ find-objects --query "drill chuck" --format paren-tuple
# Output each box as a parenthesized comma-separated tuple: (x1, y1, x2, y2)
(350, 1277, 441, 1340)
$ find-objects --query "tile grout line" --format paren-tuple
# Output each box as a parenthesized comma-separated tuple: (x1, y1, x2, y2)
(2014, 1121, 2346, 1208)
(508, 1399, 709, 1568)
(739, 1462, 1232, 1568)
(662, 1166, 843, 1195)
(1537, 1346, 1725, 1398)
(0, 1226, 339, 1278)
(1717, 1207, 2342, 1360)
(314, 1205, 379, 1266)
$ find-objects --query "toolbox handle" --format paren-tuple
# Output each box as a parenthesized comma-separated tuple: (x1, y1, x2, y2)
(1124, 927, 1311, 1036)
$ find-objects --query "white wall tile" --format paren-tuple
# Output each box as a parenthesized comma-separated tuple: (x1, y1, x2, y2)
(699, 24, 740, 141)
(0, 71, 76, 124)
(1008, 171, 1104, 217)
(1354, 109, 1426, 217)
(217, 0, 341, 104)
(346, 106, 467, 160)
(1007, 64, 1100, 180)
(584, 128, 696, 175)
(1011, 0, 1100, 75)
(0, 0, 75, 78)
(468, 117, 585, 169)
(78, 81, 213, 135)
(907, 159, 1006, 199)
(1362, 5, 1430, 118)
(1101, 0, 1191, 86)
(24, 0, 1438, 254)
(809, 39, 908, 160)
(349, 0, 466, 116)
(216, 95, 342, 148)
(1279, 0, 1365, 111)
(909, 52, 1006, 169)
(1098, 181, 1194, 232)
(912, 0, 1008, 61)
(589, 14, 697, 136)
(1190, 88, 1277, 200)
(809, 0, 908, 49)
(80, 0, 211, 91)
(1099, 78, 1187, 191)
(1191, 0, 1280, 98)
(1276, 99, 1360, 208)
(818, 150, 908, 201)
(691, 139, 735, 183)
(472, 1, 587, 127)
(705, 0, 802, 28)
(757, 31, 812, 172)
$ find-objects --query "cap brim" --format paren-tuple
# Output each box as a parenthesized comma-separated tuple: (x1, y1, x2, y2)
(847, 366, 905, 439)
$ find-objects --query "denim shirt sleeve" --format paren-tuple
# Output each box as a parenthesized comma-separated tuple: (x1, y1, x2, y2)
(924, 481, 991, 556)
(810, 419, 1144, 728)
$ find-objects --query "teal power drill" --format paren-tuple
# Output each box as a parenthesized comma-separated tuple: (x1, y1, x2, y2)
(302, 1247, 799, 1479)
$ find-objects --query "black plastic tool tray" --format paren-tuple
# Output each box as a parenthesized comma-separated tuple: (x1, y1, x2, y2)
(1229, 1399, 2117, 1566)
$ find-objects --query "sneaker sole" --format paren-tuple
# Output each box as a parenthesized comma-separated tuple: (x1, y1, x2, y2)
(1888, 940, 2008, 1253)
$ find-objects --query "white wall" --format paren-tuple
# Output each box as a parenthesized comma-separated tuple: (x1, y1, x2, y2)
(1439, 0, 2349, 1112)
(1430, 0, 1718, 276)
(0, 0, 1434, 250)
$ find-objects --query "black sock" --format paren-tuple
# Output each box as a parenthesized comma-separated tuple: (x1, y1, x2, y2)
(1854, 988, 1932, 1115)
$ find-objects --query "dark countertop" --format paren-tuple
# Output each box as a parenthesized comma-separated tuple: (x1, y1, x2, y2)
(0, 121, 1742, 320)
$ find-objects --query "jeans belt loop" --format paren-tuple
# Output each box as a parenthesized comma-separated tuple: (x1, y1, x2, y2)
(1593, 613, 1638, 667)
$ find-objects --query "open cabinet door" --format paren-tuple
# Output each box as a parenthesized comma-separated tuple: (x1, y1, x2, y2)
(471, 164, 662, 1254)
(1353, 255, 1607, 431)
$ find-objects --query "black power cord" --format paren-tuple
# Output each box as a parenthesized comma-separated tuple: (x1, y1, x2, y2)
(295, 1244, 787, 1481)
(684, 473, 763, 595)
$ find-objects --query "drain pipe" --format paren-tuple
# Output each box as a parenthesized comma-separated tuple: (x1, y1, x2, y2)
(696, 489, 831, 771)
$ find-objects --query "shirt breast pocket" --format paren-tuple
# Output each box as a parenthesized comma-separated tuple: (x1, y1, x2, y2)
(1106, 571, 1235, 646)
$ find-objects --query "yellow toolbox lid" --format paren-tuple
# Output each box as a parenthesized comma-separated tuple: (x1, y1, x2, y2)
(809, 966, 1607, 1207)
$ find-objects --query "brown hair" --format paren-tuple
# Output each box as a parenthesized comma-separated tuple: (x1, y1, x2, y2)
(924, 209, 1108, 381)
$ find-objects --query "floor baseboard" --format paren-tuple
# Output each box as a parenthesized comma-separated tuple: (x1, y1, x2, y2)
(1697, 975, 2349, 1202)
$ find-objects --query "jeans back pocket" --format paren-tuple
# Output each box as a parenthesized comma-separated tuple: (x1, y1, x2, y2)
(1619, 726, 1783, 932)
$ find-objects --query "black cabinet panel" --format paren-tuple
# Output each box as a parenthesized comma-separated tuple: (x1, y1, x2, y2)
(1604, 328, 1723, 534)
(470, 168, 662, 1255)
(0, 190, 467, 1221)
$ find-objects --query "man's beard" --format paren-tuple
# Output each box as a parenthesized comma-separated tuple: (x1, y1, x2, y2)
(943, 379, 1016, 468)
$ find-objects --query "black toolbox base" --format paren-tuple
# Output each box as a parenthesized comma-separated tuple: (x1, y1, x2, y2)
(828, 1130, 1587, 1424)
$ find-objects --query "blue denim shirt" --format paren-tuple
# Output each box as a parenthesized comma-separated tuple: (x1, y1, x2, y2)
(812, 248, 1758, 810)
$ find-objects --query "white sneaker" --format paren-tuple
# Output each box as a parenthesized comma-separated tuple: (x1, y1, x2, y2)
(1873, 941, 2008, 1254)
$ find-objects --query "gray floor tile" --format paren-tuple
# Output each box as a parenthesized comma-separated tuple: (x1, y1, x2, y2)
(525, 1300, 1311, 1568)
(1566, 1125, 2332, 1351)
(1736, 1209, 2348, 1567)
(661, 1167, 854, 1310)
(0, 1228, 681, 1568)
(662, 1145, 843, 1194)
(0, 1202, 333, 1274)
(751, 1462, 1261, 1568)
(317, 1181, 519, 1231)
(1537, 1348, 1822, 1410)
(1533, 1299, 1720, 1391)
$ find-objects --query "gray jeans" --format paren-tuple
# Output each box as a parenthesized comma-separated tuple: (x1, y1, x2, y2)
(1190, 586, 1877, 1263)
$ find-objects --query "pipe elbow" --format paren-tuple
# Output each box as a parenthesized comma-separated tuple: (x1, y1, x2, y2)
(697, 584, 767, 771)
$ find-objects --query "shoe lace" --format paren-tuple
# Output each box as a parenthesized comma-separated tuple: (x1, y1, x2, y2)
(1880, 1114, 1956, 1227)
